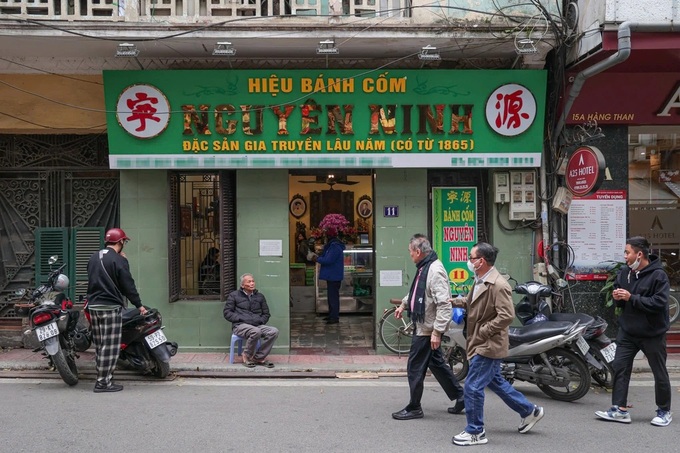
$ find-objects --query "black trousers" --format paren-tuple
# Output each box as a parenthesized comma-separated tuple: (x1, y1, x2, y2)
(406, 334, 464, 409)
(611, 330, 671, 411)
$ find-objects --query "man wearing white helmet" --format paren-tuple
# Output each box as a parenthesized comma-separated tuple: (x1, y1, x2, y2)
(86, 227, 146, 393)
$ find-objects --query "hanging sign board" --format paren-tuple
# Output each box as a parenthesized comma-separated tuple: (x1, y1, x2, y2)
(565, 146, 606, 197)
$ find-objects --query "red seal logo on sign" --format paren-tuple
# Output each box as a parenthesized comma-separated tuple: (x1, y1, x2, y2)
(116, 84, 171, 139)
(565, 146, 606, 197)
(485, 83, 537, 136)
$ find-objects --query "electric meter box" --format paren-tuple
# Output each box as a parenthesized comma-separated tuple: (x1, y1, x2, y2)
(508, 170, 538, 221)
(494, 172, 510, 203)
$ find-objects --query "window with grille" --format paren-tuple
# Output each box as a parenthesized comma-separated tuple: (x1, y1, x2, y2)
(168, 171, 236, 300)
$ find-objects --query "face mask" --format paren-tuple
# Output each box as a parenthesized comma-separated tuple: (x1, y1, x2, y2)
(467, 260, 477, 273)
(629, 254, 641, 271)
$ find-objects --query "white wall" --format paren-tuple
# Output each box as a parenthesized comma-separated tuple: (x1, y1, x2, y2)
(605, 0, 680, 23)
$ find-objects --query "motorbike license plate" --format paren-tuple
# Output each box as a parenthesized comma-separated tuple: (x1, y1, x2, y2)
(600, 342, 617, 363)
(36, 322, 59, 342)
(145, 330, 167, 349)
(575, 335, 590, 356)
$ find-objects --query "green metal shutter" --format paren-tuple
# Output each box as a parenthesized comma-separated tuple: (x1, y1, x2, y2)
(34, 228, 68, 287)
(70, 228, 104, 303)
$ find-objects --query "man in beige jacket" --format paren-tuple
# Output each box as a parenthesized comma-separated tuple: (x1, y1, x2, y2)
(391, 234, 465, 421)
(451, 242, 544, 446)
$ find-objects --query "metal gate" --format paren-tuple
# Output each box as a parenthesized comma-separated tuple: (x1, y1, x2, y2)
(0, 134, 118, 318)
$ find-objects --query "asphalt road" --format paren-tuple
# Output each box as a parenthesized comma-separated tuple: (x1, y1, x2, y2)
(1, 374, 678, 453)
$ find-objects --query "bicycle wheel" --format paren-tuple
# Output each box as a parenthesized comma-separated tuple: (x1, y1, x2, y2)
(668, 294, 679, 325)
(378, 307, 413, 354)
(445, 345, 469, 381)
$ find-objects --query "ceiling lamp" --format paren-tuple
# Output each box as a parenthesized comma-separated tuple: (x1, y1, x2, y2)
(317, 39, 339, 55)
(418, 45, 441, 61)
(116, 43, 139, 57)
(515, 38, 538, 55)
(213, 42, 236, 57)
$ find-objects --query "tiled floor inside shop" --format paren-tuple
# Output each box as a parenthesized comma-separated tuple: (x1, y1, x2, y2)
(289, 313, 375, 354)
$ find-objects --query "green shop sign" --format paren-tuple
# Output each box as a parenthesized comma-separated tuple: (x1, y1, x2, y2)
(432, 187, 478, 293)
(103, 69, 546, 169)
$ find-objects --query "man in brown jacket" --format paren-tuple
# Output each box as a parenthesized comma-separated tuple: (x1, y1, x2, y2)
(451, 242, 544, 446)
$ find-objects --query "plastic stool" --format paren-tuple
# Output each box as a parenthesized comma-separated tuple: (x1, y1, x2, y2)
(229, 334, 261, 364)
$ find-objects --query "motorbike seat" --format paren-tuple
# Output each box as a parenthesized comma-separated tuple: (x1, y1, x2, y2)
(509, 320, 575, 344)
(548, 312, 594, 329)
(121, 307, 155, 325)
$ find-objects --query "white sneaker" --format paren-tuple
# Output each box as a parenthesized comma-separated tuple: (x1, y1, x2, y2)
(452, 430, 488, 446)
(595, 406, 632, 424)
(651, 409, 672, 427)
(518, 406, 545, 433)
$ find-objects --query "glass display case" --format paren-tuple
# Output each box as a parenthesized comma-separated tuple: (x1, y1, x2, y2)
(316, 245, 374, 313)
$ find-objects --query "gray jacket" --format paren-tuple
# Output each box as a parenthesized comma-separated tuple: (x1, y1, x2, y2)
(400, 259, 452, 336)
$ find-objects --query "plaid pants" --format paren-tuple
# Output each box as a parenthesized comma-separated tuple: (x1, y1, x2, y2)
(89, 306, 123, 386)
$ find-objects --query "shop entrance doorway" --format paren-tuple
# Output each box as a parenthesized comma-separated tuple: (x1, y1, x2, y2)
(288, 170, 375, 354)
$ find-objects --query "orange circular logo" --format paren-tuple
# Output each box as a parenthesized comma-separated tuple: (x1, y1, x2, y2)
(449, 268, 470, 283)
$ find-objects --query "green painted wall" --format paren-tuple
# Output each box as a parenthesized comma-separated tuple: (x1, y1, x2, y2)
(118, 167, 534, 352)
(235, 169, 291, 353)
(120, 170, 232, 352)
(373, 168, 428, 353)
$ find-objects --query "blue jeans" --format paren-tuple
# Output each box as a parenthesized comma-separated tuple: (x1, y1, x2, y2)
(464, 354, 535, 434)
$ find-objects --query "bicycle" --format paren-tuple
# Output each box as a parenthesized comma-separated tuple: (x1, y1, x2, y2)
(378, 299, 414, 354)
(378, 281, 471, 355)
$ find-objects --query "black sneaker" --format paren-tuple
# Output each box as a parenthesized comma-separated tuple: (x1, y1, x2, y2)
(448, 398, 465, 414)
(518, 406, 544, 433)
(93, 382, 124, 393)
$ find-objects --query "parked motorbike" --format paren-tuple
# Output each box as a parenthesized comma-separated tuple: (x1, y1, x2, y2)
(13, 256, 91, 386)
(443, 297, 592, 402)
(83, 301, 178, 378)
(514, 280, 616, 389)
(549, 312, 615, 388)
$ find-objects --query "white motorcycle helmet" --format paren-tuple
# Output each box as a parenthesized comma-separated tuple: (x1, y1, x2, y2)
(53, 274, 70, 292)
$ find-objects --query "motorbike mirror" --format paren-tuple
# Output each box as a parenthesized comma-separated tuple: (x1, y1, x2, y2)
(48, 255, 58, 265)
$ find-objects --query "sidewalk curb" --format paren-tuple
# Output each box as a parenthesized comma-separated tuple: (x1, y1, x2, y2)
(2, 350, 679, 377)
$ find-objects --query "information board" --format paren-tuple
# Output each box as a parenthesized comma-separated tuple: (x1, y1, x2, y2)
(566, 190, 627, 280)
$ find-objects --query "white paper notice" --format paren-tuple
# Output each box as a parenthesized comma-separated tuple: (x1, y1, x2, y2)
(259, 239, 283, 257)
(567, 190, 626, 280)
(379, 270, 403, 287)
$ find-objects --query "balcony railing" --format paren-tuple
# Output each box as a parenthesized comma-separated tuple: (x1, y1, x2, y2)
(0, 0, 558, 23)
(0, 0, 411, 20)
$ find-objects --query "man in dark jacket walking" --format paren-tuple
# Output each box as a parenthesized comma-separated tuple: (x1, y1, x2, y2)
(224, 273, 279, 368)
(87, 228, 146, 393)
(391, 234, 465, 422)
(596, 236, 672, 426)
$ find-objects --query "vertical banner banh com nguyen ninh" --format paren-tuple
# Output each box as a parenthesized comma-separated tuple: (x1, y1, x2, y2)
(432, 187, 478, 292)
(103, 69, 546, 169)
